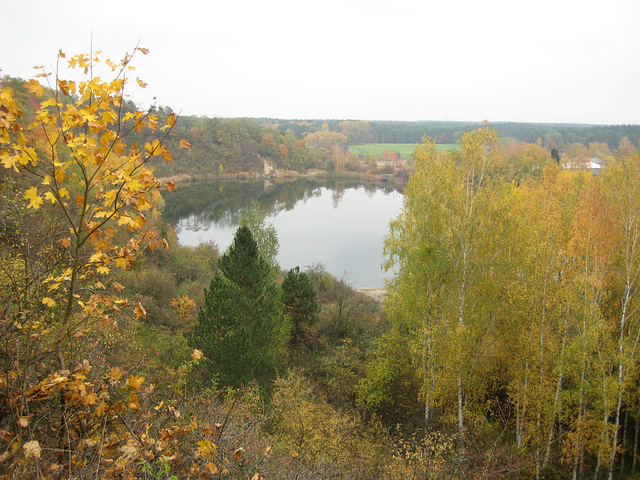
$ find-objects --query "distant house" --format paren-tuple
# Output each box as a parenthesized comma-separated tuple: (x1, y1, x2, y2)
(563, 157, 606, 175)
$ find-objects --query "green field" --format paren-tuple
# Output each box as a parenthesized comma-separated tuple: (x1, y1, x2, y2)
(348, 143, 458, 158)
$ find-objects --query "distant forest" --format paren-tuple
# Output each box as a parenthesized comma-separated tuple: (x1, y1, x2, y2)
(259, 118, 640, 147)
(3, 75, 639, 180)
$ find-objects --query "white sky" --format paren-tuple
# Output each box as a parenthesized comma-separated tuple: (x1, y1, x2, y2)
(2, 0, 639, 125)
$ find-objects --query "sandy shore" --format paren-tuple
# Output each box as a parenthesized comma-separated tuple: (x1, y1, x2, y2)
(355, 288, 387, 303)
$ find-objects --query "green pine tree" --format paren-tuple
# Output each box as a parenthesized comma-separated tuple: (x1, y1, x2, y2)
(191, 225, 288, 387)
(282, 266, 319, 348)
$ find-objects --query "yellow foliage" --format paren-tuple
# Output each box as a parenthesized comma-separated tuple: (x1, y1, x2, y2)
(196, 439, 218, 460)
(127, 374, 145, 391)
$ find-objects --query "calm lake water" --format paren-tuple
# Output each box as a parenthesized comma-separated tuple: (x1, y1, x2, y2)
(162, 178, 404, 288)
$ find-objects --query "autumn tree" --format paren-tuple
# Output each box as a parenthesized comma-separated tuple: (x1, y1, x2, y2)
(339, 120, 371, 145)
(304, 130, 348, 154)
(600, 151, 640, 479)
(0, 47, 193, 477)
(365, 126, 503, 462)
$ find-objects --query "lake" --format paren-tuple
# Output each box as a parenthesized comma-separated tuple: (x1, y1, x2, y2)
(162, 178, 404, 288)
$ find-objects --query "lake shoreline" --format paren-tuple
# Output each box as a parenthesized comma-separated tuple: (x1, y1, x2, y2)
(157, 168, 408, 187)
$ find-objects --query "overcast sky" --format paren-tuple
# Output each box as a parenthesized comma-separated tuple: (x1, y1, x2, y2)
(3, 0, 639, 125)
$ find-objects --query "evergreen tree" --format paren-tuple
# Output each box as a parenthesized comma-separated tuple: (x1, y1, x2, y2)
(282, 267, 319, 348)
(191, 225, 287, 387)
(239, 200, 279, 270)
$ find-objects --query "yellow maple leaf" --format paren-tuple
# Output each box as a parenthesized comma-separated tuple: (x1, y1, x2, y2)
(24, 79, 45, 97)
(42, 297, 56, 307)
(0, 154, 18, 171)
(83, 391, 99, 405)
(44, 191, 57, 204)
(128, 393, 140, 410)
(144, 139, 160, 155)
(196, 439, 218, 460)
(115, 256, 132, 270)
(118, 216, 135, 227)
(106, 366, 123, 383)
(127, 374, 145, 391)
(54, 167, 66, 182)
(24, 186, 43, 209)
(95, 401, 109, 417)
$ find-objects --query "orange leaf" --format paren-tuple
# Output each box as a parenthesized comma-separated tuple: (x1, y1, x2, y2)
(58, 79, 76, 96)
(161, 149, 173, 162)
(165, 181, 177, 192)
(137, 47, 150, 55)
(136, 78, 148, 89)
(180, 138, 191, 149)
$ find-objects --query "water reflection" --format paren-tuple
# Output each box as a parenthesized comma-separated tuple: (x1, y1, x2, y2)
(163, 178, 403, 288)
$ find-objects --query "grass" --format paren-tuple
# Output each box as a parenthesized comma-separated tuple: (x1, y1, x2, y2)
(348, 143, 459, 158)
